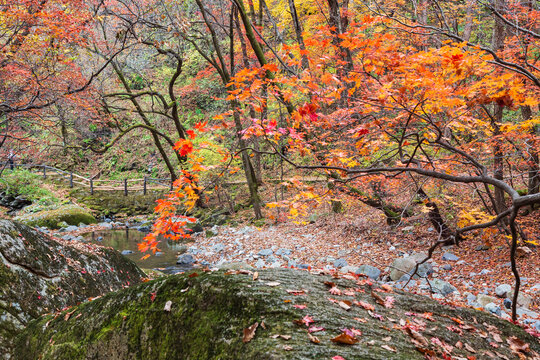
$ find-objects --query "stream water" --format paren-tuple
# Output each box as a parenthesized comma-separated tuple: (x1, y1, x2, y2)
(84, 229, 192, 273)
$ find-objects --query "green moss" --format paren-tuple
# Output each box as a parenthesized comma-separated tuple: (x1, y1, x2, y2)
(14, 205, 96, 229)
(14, 269, 540, 360)
(70, 189, 164, 216)
(0, 169, 60, 206)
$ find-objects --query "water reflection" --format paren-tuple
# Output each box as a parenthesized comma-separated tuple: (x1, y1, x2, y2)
(85, 229, 191, 272)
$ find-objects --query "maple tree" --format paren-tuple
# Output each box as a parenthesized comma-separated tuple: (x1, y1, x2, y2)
(137, 1, 539, 323)
(0, 0, 110, 161)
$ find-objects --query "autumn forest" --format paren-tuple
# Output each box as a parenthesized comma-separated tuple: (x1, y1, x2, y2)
(0, 0, 539, 359)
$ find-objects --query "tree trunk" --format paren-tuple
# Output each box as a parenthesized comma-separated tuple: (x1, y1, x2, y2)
(522, 105, 539, 194)
(111, 63, 178, 181)
(463, 0, 475, 41)
(326, 0, 353, 103)
(491, 0, 507, 213)
(232, 102, 263, 219)
(287, 0, 309, 69)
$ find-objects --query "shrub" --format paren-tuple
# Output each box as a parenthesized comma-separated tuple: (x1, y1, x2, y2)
(0, 169, 59, 206)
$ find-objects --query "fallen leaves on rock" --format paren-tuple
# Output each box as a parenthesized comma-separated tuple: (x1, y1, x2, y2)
(307, 332, 320, 344)
(331, 332, 358, 345)
(381, 344, 397, 352)
(338, 301, 351, 311)
(243, 322, 259, 343)
(403, 326, 428, 347)
(507, 336, 530, 355)
(308, 326, 325, 333)
(355, 300, 374, 311)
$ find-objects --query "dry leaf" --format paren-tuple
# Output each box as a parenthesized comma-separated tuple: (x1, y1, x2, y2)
(283, 345, 293, 351)
(384, 296, 395, 308)
(164, 300, 172, 312)
(371, 290, 385, 306)
(286, 289, 306, 295)
(355, 300, 374, 311)
(293, 315, 315, 327)
(253, 272, 259, 281)
(329, 286, 342, 295)
(64, 309, 75, 321)
(266, 281, 280, 287)
(507, 336, 530, 354)
(243, 322, 259, 343)
(404, 327, 428, 347)
(293, 304, 307, 309)
(455, 341, 463, 349)
(431, 337, 453, 354)
(331, 333, 358, 345)
(494, 351, 510, 360)
(381, 345, 397, 352)
(338, 301, 351, 311)
(464, 343, 476, 353)
(492, 333, 502, 343)
(368, 310, 384, 321)
(308, 333, 320, 344)
(308, 326, 325, 333)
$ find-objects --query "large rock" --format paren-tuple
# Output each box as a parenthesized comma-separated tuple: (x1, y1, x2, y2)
(355, 265, 381, 280)
(14, 205, 96, 229)
(509, 291, 533, 309)
(0, 220, 144, 357)
(495, 284, 512, 298)
(15, 269, 540, 360)
(390, 257, 416, 281)
(477, 294, 497, 307)
(429, 279, 457, 296)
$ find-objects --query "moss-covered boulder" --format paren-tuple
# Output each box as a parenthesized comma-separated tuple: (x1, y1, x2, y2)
(15, 269, 540, 360)
(14, 205, 96, 229)
(0, 220, 144, 358)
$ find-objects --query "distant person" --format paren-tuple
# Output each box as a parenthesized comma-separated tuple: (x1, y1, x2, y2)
(7, 150, 15, 170)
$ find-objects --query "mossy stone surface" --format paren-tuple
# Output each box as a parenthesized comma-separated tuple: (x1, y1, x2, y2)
(0, 220, 144, 358)
(15, 269, 540, 360)
(70, 189, 164, 217)
(14, 205, 96, 229)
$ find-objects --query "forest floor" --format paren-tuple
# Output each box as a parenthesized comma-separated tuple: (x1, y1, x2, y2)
(182, 204, 540, 335)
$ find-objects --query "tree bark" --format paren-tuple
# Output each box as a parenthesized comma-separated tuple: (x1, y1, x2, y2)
(287, 0, 309, 69)
(463, 0, 475, 41)
(522, 105, 539, 195)
(326, 0, 353, 103)
(491, 0, 507, 213)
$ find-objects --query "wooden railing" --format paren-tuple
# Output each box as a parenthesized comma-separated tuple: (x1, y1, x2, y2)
(0, 162, 172, 195)
(1, 162, 328, 196)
